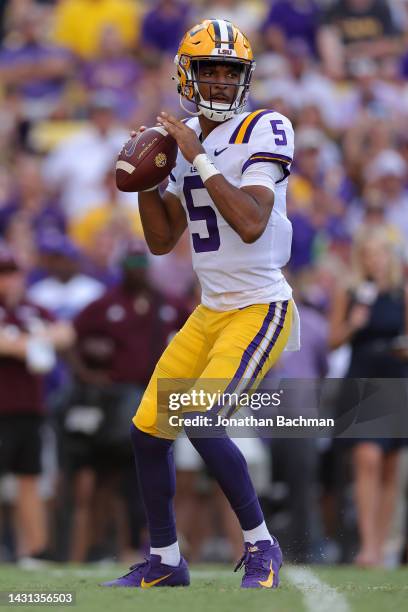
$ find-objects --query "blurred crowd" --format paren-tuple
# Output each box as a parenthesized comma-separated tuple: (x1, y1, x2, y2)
(1, 0, 408, 568)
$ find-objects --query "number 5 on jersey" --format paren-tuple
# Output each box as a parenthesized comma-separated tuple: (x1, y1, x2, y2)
(270, 120, 287, 146)
(183, 175, 221, 253)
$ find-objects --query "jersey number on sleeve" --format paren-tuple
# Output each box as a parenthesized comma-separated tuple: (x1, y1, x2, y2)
(183, 175, 221, 253)
(270, 120, 287, 146)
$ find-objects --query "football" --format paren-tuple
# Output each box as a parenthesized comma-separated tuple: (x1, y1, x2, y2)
(116, 126, 178, 192)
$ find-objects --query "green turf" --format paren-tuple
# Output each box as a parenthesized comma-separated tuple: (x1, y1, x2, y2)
(0, 564, 407, 612)
(317, 566, 408, 612)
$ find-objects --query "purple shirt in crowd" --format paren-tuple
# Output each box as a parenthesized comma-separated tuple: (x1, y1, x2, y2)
(262, 0, 320, 55)
(82, 56, 142, 119)
(0, 42, 71, 99)
(0, 199, 66, 238)
(141, 2, 190, 54)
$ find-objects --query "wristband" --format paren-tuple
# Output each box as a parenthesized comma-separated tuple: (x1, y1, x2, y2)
(193, 153, 221, 183)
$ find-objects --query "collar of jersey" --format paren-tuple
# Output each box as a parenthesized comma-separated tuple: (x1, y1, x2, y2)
(189, 113, 251, 146)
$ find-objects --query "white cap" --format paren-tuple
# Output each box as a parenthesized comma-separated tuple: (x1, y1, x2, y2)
(365, 150, 407, 182)
(295, 128, 326, 151)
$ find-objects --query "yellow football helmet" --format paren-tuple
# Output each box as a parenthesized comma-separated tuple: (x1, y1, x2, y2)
(174, 19, 255, 122)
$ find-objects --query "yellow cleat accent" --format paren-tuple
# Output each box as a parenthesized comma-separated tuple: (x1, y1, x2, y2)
(258, 561, 275, 588)
(140, 573, 173, 588)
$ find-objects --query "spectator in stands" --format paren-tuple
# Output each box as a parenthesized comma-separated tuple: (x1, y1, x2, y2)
(27, 232, 104, 319)
(140, 0, 191, 58)
(288, 127, 346, 270)
(347, 57, 400, 122)
(0, 153, 66, 276)
(80, 25, 142, 121)
(0, 4, 73, 120)
(329, 227, 407, 566)
(364, 150, 408, 242)
(196, 0, 264, 44)
(69, 167, 143, 253)
(342, 116, 396, 193)
(0, 153, 66, 240)
(147, 232, 195, 300)
(353, 188, 405, 258)
(0, 242, 74, 562)
(319, 0, 401, 79)
(253, 39, 339, 130)
(64, 240, 188, 561)
(53, 0, 140, 59)
(261, 0, 320, 56)
(42, 94, 127, 219)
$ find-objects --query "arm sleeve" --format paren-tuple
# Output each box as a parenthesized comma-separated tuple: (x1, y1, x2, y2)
(240, 161, 283, 191)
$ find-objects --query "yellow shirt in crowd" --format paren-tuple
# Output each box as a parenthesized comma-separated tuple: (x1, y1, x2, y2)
(70, 203, 144, 250)
(53, 0, 140, 58)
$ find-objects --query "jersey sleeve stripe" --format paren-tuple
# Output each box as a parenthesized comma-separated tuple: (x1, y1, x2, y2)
(169, 171, 176, 182)
(242, 152, 292, 173)
(229, 109, 276, 144)
(241, 110, 275, 144)
(229, 109, 267, 144)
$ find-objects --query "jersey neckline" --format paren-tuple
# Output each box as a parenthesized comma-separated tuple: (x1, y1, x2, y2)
(188, 112, 252, 146)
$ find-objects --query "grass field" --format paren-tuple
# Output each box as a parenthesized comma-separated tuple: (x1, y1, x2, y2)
(0, 564, 407, 612)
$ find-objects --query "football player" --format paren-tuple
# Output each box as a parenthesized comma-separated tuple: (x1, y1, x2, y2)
(103, 19, 299, 589)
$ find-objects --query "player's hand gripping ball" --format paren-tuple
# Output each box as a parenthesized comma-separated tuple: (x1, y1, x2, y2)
(116, 126, 177, 192)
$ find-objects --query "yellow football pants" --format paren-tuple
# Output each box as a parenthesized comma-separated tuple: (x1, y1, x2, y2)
(133, 299, 293, 439)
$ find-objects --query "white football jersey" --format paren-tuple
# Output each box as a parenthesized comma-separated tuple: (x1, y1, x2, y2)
(166, 109, 295, 311)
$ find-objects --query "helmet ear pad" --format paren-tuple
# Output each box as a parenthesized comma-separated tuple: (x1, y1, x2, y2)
(175, 60, 195, 101)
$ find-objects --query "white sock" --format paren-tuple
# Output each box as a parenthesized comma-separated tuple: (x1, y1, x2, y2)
(150, 541, 181, 567)
(243, 521, 273, 545)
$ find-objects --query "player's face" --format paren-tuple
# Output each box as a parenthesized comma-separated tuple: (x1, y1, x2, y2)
(197, 62, 241, 105)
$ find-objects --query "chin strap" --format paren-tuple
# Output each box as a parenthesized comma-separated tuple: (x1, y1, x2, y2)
(178, 92, 245, 122)
(179, 94, 201, 117)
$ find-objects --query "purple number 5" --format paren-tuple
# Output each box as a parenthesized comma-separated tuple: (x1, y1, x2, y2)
(270, 119, 287, 146)
(183, 175, 221, 253)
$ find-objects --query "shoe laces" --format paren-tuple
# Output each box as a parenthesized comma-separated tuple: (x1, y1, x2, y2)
(124, 558, 149, 577)
(234, 547, 266, 576)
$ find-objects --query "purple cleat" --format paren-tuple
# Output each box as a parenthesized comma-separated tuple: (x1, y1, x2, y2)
(100, 555, 190, 588)
(234, 539, 282, 589)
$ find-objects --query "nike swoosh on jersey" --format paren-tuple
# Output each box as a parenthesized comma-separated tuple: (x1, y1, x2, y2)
(214, 147, 229, 156)
(140, 573, 173, 588)
(258, 561, 275, 588)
